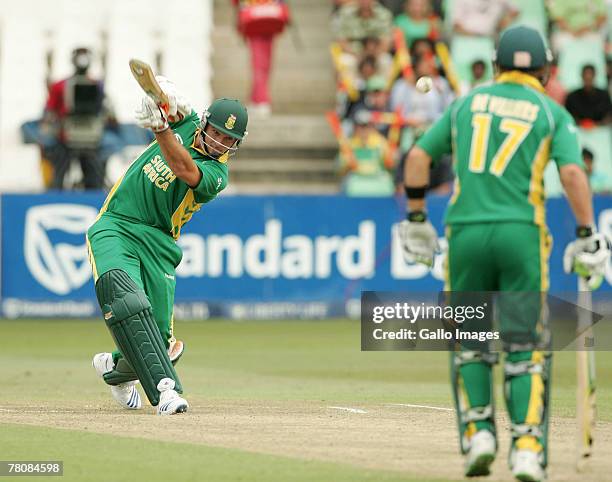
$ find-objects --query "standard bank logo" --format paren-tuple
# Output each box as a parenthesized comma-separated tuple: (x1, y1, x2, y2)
(24, 204, 98, 295)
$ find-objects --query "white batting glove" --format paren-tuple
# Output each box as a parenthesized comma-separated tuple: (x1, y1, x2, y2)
(398, 213, 440, 268)
(563, 229, 611, 290)
(135, 95, 169, 132)
(155, 75, 191, 121)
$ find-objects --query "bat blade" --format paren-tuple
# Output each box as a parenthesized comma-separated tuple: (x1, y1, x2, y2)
(576, 277, 596, 471)
(129, 58, 169, 113)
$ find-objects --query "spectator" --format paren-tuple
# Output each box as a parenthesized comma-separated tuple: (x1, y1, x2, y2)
(338, 56, 379, 121)
(452, 0, 519, 38)
(548, 0, 607, 52)
(451, 0, 518, 37)
(390, 53, 454, 128)
(331, 0, 352, 31)
(334, 0, 393, 80)
(233, 0, 290, 117)
(470, 59, 488, 89)
(565, 65, 612, 126)
(450, 0, 519, 85)
(449, 0, 519, 82)
(583, 148, 594, 177)
(410, 37, 436, 58)
(338, 110, 395, 196)
(394, 0, 441, 48)
(390, 54, 453, 171)
(348, 76, 392, 136)
(582, 147, 612, 193)
(364, 75, 392, 112)
(544, 58, 568, 105)
(358, 55, 380, 85)
(362, 37, 394, 79)
(430, 0, 444, 18)
(42, 47, 115, 190)
(379, 0, 406, 16)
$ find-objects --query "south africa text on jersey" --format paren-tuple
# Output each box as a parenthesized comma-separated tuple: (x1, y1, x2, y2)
(142, 155, 177, 191)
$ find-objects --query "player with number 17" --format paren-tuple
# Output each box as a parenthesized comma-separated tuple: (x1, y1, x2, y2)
(398, 25, 610, 482)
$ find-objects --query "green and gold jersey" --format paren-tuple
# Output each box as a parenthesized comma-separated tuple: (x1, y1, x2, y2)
(416, 72, 583, 226)
(92, 111, 228, 239)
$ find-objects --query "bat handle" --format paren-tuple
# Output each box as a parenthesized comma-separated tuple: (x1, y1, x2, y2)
(162, 103, 185, 123)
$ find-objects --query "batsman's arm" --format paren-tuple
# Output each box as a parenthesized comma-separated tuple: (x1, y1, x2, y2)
(553, 109, 594, 226)
(559, 164, 594, 226)
(404, 146, 432, 212)
(403, 104, 453, 213)
(155, 129, 202, 188)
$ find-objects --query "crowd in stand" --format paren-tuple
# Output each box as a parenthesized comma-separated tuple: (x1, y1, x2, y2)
(329, 0, 612, 197)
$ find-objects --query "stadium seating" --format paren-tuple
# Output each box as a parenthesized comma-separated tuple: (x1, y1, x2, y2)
(557, 36, 607, 91)
(580, 127, 612, 191)
(450, 35, 495, 84)
(509, 0, 548, 37)
(544, 126, 612, 197)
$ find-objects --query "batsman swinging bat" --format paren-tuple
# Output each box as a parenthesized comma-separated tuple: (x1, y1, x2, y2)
(129, 58, 170, 115)
(576, 276, 596, 471)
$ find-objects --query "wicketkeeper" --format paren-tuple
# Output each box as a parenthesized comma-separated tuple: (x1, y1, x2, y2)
(399, 25, 610, 481)
(87, 77, 248, 415)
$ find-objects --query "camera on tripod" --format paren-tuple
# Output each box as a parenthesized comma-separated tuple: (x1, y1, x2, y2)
(62, 75, 105, 150)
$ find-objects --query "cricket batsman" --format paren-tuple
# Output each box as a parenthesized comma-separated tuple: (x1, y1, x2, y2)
(87, 76, 248, 415)
(399, 26, 611, 481)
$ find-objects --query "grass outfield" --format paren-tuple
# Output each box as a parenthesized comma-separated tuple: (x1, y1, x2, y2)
(1, 319, 611, 481)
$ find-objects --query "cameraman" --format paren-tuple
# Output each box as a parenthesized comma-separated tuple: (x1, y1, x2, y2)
(43, 47, 116, 189)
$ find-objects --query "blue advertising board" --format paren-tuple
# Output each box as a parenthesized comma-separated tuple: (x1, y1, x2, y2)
(1, 193, 611, 318)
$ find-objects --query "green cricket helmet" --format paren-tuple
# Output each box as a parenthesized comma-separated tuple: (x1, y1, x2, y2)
(494, 25, 552, 71)
(200, 98, 249, 159)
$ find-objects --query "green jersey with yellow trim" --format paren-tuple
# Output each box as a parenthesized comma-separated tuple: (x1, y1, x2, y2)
(416, 72, 583, 226)
(93, 111, 228, 239)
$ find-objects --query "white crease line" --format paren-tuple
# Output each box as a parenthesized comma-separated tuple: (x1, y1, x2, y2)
(387, 403, 453, 412)
(0, 408, 77, 414)
(328, 406, 368, 414)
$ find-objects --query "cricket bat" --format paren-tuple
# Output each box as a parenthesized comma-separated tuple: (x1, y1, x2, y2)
(576, 276, 596, 471)
(129, 58, 170, 115)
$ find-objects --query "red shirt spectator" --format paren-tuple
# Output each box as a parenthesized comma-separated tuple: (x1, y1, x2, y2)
(233, 0, 290, 116)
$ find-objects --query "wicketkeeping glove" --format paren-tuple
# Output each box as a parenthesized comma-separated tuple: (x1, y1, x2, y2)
(563, 227, 611, 290)
(398, 212, 440, 268)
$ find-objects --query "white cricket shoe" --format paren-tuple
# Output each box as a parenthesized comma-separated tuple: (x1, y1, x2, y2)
(465, 430, 496, 477)
(92, 353, 142, 410)
(156, 378, 189, 416)
(512, 450, 546, 482)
